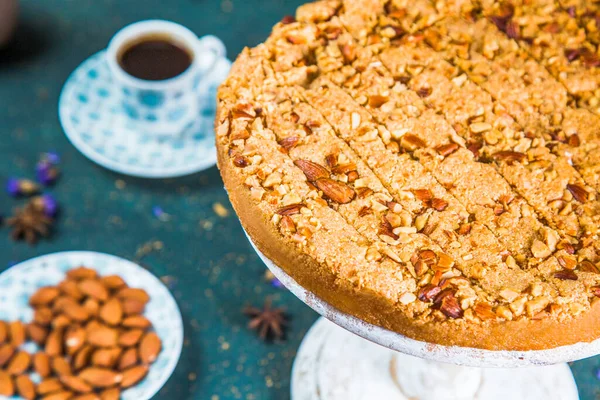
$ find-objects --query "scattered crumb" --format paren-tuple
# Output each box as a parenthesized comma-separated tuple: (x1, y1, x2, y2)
(221, 0, 233, 13)
(135, 240, 164, 259)
(200, 220, 214, 231)
(37, 87, 50, 100)
(265, 376, 274, 388)
(213, 202, 230, 218)
(109, 215, 123, 226)
(115, 179, 126, 190)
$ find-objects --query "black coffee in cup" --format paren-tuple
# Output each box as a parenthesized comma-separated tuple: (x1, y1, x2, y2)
(118, 34, 193, 81)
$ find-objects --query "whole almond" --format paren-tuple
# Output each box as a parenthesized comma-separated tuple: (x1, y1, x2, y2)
(0, 370, 14, 396)
(67, 267, 98, 281)
(122, 316, 151, 330)
(92, 348, 122, 369)
(65, 326, 86, 356)
(85, 320, 101, 333)
(7, 350, 31, 375)
(45, 328, 64, 357)
(83, 299, 100, 318)
(42, 390, 75, 400)
(78, 280, 109, 302)
(100, 276, 127, 291)
(34, 307, 54, 326)
(34, 352, 52, 378)
(493, 150, 526, 162)
(60, 376, 93, 394)
(118, 329, 144, 347)
(99, 388, 120, 400)
(53, 296, 74, 314)
(116, 288, 150, 305)
(52, 356, 73, 376)
(29, 286, 60, 307)
(0, 321, 8, 343)
(27, 323, 49, 346)
(53, 315, 72, 330)
(434, 289, 464, 319)
(315, 178, 355, 204)
(120, 365, 149, 389)
(121, 299, 146, 315)
(63, 302, 90, 323)
(117, 348, 137, 371)
(436, 143, 460, 157)
(37, 378, 64, 395)
(79, 368, 122, 388)
(580, 260, 599, 273)
(15, 375, 36, 400)
(294, 159, 330, 181)
(139, 332, 162, 364)
(414, 189, 433, 202)
(9, 321, 26, 346)
(567, 183, 588, 203)
(73, 346, 94, 372)
(99, 298, 123, 326)
(276, 204, 305, 216)
(474, 303, 496, 320)
(278, 136, 300, 150)
(59, 280, 85, 301)
(87, 324, 118, 348)
(0, 343, 15, 367)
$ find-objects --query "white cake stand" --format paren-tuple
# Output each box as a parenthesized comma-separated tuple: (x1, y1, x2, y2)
(244, 233, 593, 400)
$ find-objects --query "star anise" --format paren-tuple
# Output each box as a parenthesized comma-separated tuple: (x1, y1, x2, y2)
(7, 204, 53, 244)
(244, 298, 288, 340)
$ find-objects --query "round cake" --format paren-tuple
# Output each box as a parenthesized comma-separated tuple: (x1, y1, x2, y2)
(216, 0, 600, 350)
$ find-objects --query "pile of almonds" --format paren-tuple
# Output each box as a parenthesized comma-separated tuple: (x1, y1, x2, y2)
(0, 266, 162, 399)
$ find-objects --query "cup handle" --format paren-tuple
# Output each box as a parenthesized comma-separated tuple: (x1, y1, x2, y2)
(196, 35, 226, 74)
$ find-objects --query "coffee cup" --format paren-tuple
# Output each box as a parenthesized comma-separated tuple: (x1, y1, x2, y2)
(106, 20, 226, 137)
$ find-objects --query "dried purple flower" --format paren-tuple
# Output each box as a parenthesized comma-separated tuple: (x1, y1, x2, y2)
(30, 194, 59, 218)
(36, 158, 60, 186)
(264, 269, 285, 289)
(6, 178, 19, 196)
(270, 277, 284, 289)
(160, 275, 178, 290)
(43, 152, 61, 165)
(153, 206, 164, 218)
(6, 178, 40, 197)
(152, 205, 171, 221)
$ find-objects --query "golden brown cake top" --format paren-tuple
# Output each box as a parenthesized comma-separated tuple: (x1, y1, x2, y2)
(216, 0, 600, 349)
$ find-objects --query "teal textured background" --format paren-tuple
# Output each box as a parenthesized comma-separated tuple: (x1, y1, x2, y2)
(0, 0, 598, 399)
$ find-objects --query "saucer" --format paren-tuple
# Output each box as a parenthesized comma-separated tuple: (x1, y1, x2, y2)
(59, 51, 231, 178)
(0, 251, 184, 400)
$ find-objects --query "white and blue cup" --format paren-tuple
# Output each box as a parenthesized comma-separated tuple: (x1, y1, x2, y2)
(106, 20, 226, 137)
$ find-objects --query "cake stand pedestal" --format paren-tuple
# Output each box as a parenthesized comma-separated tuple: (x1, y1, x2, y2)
(246, 233, 597, 399)
(291, 318, 578, 400)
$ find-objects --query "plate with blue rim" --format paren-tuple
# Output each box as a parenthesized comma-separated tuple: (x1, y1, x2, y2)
(58, 51, 231, 178)
(0, 251, 183, 400)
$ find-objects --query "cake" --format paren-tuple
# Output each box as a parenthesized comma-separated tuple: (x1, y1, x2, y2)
(216, 0, 600, 350)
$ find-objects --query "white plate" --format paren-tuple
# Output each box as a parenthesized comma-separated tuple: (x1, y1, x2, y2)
(58, 51, 231, 178)
(0, 251, 184, 400)
(292, 318, 579, 400)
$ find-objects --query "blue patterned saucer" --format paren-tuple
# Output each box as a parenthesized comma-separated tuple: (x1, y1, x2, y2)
(59, 51, 231, 178)
(0, 251, 183, 400)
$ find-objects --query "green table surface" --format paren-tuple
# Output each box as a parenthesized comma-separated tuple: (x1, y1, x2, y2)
(0, 1, 599, 399)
